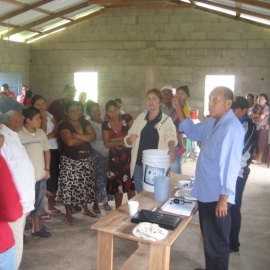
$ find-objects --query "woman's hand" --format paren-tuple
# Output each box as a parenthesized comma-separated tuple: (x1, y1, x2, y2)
(128, 134, 138, 144)
(71, 133, 78, 139)
(0, 134, 4, 148)
(45, 170, 51, 180)
(167, 148, 175, 164)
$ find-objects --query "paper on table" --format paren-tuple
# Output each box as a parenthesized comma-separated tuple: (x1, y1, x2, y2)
(161, 198, 196, 216)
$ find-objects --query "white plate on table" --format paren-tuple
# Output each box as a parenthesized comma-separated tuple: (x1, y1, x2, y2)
(178, 180, 193, 189)
(174, 188, 197, 201)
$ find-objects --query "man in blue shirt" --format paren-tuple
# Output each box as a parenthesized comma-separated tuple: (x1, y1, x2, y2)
(175, 87, 244, 270)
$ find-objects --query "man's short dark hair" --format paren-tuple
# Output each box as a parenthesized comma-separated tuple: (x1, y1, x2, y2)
(22, 106, 40, 123)
(1, 83, 9, 89)
(246, 93, 254, 99)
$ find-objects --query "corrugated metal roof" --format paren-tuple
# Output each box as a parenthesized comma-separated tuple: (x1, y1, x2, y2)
(242, 4, 270, 16)
(0, 0, 269, 43)
(39, 0, 87, 13)
(3, 10, 46, 25)
(31, 18, 69, 32)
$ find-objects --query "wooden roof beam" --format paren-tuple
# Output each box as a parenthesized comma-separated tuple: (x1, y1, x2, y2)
(1, 2, 90, 38)
(88, 0, 169, 4)
(0, 0, 54, 21)
(104, 3, 192, 11)
(236, 2, 241, 18)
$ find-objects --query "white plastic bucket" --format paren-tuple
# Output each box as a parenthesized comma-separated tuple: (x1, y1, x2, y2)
(142, 149, 170, 192)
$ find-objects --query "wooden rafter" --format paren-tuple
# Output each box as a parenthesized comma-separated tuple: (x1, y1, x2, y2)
(25, 8, 106, 43)
(235, 2, 241, 18)
(196, 0, 270, 20)
(232, 0, 270, 10)
(1, 2, 89, 38)
(104, 3, 191, 10)
(0, 0, 54, 21)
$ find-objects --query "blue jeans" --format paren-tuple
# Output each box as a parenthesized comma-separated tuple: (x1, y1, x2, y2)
(31, 178, 46, 217)
(133, 164, 143, 194)
(171, 154, 182, 174)
(0, 246, 16, 270)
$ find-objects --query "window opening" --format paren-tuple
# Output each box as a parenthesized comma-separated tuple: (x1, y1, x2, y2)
(74, 72, 98, 102)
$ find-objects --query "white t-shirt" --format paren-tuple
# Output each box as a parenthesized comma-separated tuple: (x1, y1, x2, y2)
(46, 111, 58, 149)
(0, 124, 35, 213)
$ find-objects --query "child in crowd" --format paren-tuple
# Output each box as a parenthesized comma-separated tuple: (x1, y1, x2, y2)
(18, 107, 52, 238)
(114, 98, 125, 114)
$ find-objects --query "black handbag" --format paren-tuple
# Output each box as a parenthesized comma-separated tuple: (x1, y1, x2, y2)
(131, 209, 182, 230)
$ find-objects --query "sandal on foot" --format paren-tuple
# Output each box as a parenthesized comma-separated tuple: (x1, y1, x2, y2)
(47, 208, 63, 216)
(40, 214, 52, 223)
(64, 218, 73, 225)
(92, 207, 101, 214)
(103, 203, 112, 210)
(82, 211, 97, 218)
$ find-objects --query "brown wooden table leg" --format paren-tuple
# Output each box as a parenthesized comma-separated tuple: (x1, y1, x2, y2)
(149, 244, 170, 270)
(97, 231, 114, 270)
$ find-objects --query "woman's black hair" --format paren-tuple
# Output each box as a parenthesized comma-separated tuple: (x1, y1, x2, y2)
(75, 101, 83, 110)
(65, 100, 78, 112)
(86, 101, 99, 114)
(31, 95, 45, 106)
(25, 90, 33, 98)
(177, 85, 190, 97)
(105, 100, 119, 111)
(22, 106, 40, 124)
(259, 94, 269, 106)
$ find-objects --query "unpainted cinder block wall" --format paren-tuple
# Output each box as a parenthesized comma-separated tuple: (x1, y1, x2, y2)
(29, 8, 270, 119)
(0, 40, 31, 87)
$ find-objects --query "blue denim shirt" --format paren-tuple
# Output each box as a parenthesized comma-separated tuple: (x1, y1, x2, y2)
(179, 109, 244, 204)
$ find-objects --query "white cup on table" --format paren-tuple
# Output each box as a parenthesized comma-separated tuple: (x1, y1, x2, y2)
(128, 200, 139, 216)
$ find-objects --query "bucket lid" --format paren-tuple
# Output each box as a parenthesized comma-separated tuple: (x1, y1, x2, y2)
(142, 149, 169, 158)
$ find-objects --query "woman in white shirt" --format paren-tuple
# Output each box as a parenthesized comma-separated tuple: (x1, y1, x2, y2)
(31, 95, 62, 216)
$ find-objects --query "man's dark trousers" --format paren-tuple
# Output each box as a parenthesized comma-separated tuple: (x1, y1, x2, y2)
(198, 201, 232, 270)
(230, 171, 249, 251)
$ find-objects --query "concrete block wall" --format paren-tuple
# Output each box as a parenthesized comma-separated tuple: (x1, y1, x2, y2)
(29, 8, 270, 119)
(0, 40, 31, 89)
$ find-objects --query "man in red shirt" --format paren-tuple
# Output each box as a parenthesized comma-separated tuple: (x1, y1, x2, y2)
(0, 153, 22, 270)
(1, 83, 16, 99)
(47, 84, 76, 123)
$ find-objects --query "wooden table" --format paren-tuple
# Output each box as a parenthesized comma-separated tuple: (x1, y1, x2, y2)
(91, 173, 198, 270)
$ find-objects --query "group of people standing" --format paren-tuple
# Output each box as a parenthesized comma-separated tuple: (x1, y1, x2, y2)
(247, 93, 269, 164)
(0, 81, 269, 270)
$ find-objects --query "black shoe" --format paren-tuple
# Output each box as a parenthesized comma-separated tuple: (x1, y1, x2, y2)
(31, 229, 51, 238)
(230, 248, 239, 253)
(23, 235, 27, 245)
